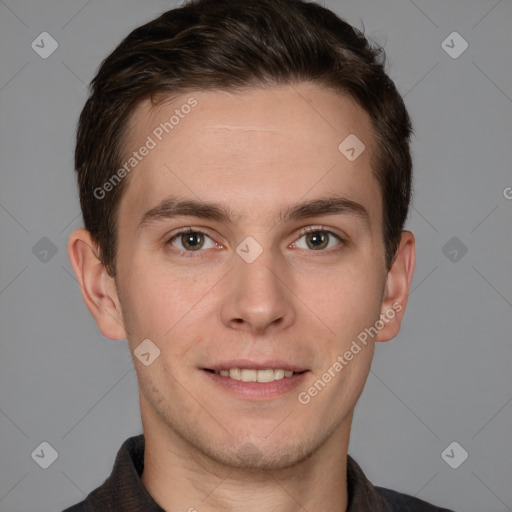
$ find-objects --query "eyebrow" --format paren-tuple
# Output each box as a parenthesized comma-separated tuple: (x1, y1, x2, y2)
(137, 195, 370, 229)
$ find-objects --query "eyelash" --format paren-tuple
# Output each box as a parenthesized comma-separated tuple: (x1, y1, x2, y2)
(165, 226, 345, 258)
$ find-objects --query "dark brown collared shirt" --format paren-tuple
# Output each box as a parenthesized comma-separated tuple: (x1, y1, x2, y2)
(62, 435, 456, 512)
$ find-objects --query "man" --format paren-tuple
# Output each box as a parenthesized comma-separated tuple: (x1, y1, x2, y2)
(64, 0, 455, 510)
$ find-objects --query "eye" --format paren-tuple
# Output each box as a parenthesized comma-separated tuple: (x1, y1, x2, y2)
(167, 228, 218, 253)
(165, 226, 344, 257)
(293, 227, 344, 251)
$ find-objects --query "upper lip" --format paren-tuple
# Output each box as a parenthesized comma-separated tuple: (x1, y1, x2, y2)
(203, 360, 308, 372)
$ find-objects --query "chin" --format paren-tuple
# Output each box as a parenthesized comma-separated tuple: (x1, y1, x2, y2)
(207, 436, 317, 471)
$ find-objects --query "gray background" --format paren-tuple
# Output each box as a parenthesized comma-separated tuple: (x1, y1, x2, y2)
(0, 0, 511, 511)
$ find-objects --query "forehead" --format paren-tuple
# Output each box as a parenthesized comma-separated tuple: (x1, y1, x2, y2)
(117, 83, 381, 229)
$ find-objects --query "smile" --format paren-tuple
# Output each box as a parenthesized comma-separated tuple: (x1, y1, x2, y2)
(210, 368, 299, 382)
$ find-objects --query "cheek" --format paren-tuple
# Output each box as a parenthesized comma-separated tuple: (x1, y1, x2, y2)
(313, 264, 384, 338)
(122, 260, 197, 328)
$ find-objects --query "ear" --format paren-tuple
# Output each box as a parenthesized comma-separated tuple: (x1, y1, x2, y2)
(375, 230, 415, 342)
(67, 228, 126, 340)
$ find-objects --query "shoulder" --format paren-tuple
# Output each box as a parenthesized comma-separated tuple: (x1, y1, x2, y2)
(376, 486, 457, 512)
(61, 502, 94, 512)
(60, 486, 117, 512)
(346, 455, 457, 512)
(60, 435, 149, 512)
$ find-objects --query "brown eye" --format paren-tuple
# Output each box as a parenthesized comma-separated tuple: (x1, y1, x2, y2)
(294, 228, 343, 251)
(168, 229, 216, 253)
(180, 231, 204, 251)
(305, 231, 329, 250)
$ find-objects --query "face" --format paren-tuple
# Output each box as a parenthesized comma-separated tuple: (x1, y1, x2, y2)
(109, 83, 395, 469)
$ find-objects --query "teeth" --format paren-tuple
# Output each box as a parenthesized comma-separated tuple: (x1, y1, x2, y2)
(274, 369, 285, 380)
(229, 368, 241, 380)
(214, 368, 297, 382)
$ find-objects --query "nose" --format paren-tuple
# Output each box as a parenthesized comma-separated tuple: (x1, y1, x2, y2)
(219, 245, 296, 334)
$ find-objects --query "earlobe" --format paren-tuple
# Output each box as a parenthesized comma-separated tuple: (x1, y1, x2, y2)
(375, 230, 416, 342)
(67, 228, 126, 341)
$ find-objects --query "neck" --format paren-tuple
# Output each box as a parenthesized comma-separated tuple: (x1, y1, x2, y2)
(140, 405, 351, 512)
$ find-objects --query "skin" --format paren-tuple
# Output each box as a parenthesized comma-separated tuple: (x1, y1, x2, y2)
(68, 83, 415, 512)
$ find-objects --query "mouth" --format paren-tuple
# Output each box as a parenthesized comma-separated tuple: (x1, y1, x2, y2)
(203, 367, 307, 383)
(201, 364, 309, 400)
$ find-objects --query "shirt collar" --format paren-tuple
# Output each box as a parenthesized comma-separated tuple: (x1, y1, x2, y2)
(346, 454, 393, 511)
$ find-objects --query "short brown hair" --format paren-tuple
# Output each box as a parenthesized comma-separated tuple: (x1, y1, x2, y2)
(75, 0, 413, 276)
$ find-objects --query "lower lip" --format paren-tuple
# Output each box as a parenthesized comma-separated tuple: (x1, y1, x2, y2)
(202, 370, 309, 400)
